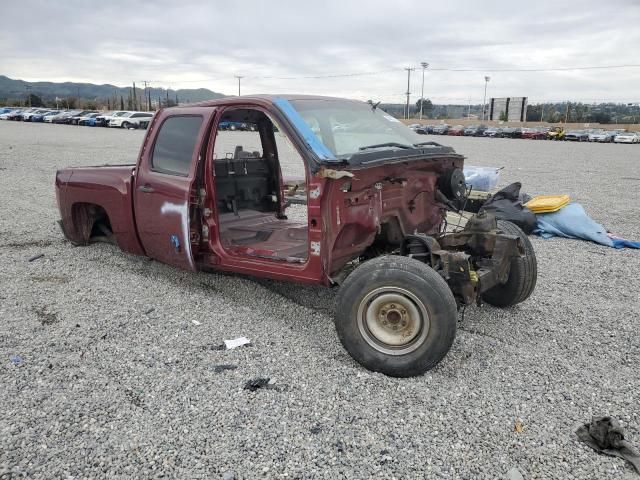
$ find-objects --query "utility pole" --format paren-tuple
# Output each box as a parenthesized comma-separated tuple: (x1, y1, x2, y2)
(482, 76, 490, 121)
(235, 75, 243, 96)
(468, 97, 471, 119)
(419, 62, 429, 120)
(540, 104, 545, 122)
(404, 67, 415, 119)
(564, 102, 570, 123)
(142, 81, 152, 111)
(143, 81, 149, 111)
(132, 82, 137, 110)
(25, 84, 32, 107)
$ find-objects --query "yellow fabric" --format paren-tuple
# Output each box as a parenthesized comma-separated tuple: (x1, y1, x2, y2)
(525, 195, 570, 213)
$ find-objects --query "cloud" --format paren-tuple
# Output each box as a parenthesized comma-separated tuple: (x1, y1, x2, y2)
(1, 0, 639, 103)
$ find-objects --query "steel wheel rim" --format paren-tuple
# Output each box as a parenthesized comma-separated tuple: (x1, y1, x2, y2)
(357, 286, 431, 356)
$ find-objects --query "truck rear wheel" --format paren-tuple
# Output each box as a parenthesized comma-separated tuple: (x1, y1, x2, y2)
(335, 256, 457, 377)
(482, 220, 537, 307)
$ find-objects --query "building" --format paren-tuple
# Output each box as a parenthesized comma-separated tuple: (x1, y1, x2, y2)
(489, 97, 528, 122)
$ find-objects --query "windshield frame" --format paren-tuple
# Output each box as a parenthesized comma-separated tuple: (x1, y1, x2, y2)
(281, 97, 450, 165)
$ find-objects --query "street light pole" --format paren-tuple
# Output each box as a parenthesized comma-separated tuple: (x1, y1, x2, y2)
(482, 76, 490, 121)
(419, 62, 429, 120)
(404, 67, 415, 120)
(235, 75, 243, 96)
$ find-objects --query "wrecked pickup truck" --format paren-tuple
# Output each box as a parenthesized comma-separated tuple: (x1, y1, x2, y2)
(55, 95, 536, 377)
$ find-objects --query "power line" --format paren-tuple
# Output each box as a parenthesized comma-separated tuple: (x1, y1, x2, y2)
(146, 63, 640, 86)
(429, 64, 640, 72)
(144, 68, 399, 85)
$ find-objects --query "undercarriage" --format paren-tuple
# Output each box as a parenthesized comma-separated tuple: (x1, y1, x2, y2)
(400, 211, 525, 306)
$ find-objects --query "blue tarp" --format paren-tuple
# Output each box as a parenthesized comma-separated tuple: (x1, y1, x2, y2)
(534, 203, 639, 249)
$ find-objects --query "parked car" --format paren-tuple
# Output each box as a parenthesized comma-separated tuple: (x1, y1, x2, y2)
(54, 94, 536, 378)
(32, 110, 60, 122)
(613, 132, 640, 144)
(564, 130, 590, 141)
(218, 120, 256, 131)
(588, 129, 615, 143)
(68, 111, 98, 125)
(109, 111, 154, 129)
(521, 128, 547, 140)
(96, 111, 129, 127)
(431, 124, 450, 135)
(501, 127, 523, 139)
(609, 129, 628, 141)
(53, 110, 93, 125)
(463, 125, 488, 136)
(0, 109, 23, 120)
(0, 107, 16, 116)
(22, 109, 51, 121)
(9, 108, 38, 121)
(45, 111, 70, 123)
(413, 124, 433, 135)
(78, 113, 103, 126)
(483, 127, 503, 138)
(447, 125, 465, 136)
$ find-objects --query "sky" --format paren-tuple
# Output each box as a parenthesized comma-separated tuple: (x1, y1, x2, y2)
(1, 0, 639, 104)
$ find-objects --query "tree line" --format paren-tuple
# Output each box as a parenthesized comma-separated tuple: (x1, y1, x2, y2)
(379, 98, 639, 124)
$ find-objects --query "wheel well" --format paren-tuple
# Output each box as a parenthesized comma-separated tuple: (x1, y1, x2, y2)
(71, 203, 113, 244)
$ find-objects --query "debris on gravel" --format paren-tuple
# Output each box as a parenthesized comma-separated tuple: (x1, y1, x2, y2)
(243, 377, 272, 392)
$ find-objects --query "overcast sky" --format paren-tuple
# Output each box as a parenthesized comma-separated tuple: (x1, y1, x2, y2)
(1, 0, 639, 104)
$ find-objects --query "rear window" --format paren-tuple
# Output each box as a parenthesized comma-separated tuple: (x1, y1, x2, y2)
(151, 116, 203, 176)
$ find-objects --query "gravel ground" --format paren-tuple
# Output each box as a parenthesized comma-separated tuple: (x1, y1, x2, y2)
(1, 121, 639, 479)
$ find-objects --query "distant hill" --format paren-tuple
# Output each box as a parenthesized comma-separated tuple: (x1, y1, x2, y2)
(0, 75, 226, 104)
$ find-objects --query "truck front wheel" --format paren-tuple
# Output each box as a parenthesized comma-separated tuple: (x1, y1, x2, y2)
(335, 256, 457, 377)
(482, 220, 537, 307)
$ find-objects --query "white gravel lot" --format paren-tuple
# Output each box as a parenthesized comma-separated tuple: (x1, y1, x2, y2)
(1, 121, 639, 479)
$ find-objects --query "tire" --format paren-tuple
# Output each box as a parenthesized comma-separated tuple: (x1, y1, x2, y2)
(482, 220, 537, 307)
(335, 256, 458, 377)
(121, 122, 131, 129)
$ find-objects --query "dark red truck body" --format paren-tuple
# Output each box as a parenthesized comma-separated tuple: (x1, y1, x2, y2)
(55, 96, 463, 285)
(55, 94, 537, 377)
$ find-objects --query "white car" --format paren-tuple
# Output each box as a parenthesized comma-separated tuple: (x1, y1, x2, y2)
(614, 132, 640, 144)
(109, 111, 154, 129)
(96, 111, 129, 126)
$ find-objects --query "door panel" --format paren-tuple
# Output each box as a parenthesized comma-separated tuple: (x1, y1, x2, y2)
(134, 108, 215, 270)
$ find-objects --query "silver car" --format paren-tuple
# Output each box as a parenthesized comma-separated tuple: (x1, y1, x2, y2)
(588, 129, 615, 143)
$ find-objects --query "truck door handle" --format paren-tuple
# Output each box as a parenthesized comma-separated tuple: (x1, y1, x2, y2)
(138, 185, 155, 193)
